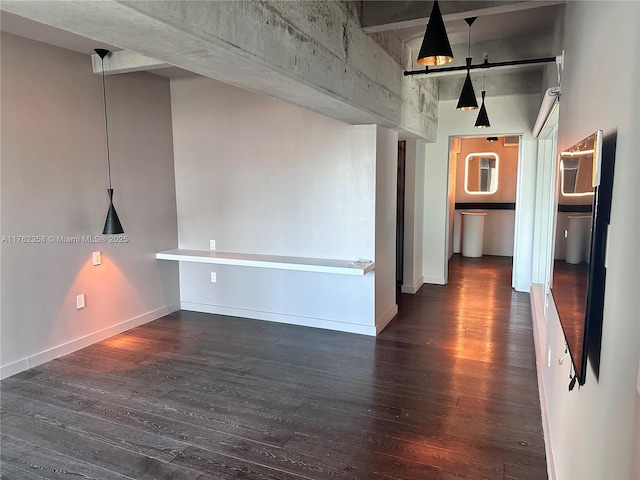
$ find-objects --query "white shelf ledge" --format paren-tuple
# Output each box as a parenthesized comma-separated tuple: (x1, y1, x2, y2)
(155, 249, 375, 276)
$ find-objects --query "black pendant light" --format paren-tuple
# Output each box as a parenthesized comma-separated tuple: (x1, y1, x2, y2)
(417, 1, 454, 66)
(474, 92, 490, 127)
(96, 49, 124, 235)
(475, 68, 490, 128)
(456, 17, 478, 111)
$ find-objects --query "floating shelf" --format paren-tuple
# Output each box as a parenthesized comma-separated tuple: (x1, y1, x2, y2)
(155, 249, 375, 276)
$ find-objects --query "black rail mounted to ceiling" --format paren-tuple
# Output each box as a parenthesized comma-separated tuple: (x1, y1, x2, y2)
(404, 56, 558, 77)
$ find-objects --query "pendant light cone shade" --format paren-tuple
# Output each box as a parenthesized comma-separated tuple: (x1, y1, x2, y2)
(475, 91, 490, 128)
(103, 189, 124, 235)
(456, 18, 478, 110)
(456, 60, 478, 110)
(417, 1, 454, 66)
(96, 48, 124, 234)
(95, 48, 109, 60)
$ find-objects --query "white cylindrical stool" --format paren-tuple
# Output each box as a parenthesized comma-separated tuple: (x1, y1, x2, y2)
(461, 212, 488, 258)
(565, 215, 592, 264)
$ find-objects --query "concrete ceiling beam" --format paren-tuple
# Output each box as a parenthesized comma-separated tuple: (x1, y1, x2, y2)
(91, 50, 169, 75)
(1, 0, 438, 140)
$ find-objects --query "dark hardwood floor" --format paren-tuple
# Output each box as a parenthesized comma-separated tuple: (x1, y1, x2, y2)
(0, 255, 546, 479)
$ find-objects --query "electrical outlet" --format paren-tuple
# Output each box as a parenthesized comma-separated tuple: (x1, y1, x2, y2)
(210, 272, 217, 283)
(210, 240, 216, 250)
(92, 251, 101, 266)
(76, 294, 85, 310)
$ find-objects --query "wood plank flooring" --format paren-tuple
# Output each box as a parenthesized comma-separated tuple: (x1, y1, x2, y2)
(1, 254, 547, 479)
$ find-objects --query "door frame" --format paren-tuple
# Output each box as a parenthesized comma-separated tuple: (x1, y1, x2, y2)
(444, 133, 524, 289)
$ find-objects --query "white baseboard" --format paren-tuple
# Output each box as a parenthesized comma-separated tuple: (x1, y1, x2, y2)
(0, 303, 180, 380)
(181, 301, 378, 336)
(422, 274, 446, 285)
(401, 276, 424, 294)
(375, 304, 398, 334)
(530, 284, 556, 480)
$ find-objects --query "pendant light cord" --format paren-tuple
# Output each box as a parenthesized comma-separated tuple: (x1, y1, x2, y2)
(100, 55, 112, 190)
(464, 17, 476, 68)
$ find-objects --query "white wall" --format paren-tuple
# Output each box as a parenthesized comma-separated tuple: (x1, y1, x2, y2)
(401, 139, 426, 293)
(447, 138, 458, 260)
(171, 76, 394, 335)
(0, 33, 180, 378)
(423, 94, 541, 290)
(374, 126, 399, 329)
(531, 2, 640, 478)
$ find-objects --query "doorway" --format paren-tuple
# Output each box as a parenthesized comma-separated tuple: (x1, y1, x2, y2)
(446, 135, 521, 279)
(396, 141, 406, 294)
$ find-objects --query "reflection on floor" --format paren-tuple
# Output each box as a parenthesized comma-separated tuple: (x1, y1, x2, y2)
(551, 259, 589, 371)
(1, 254, 546, 479)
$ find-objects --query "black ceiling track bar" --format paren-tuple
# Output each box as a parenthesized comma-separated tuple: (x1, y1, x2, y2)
(404, 56, 557, 76)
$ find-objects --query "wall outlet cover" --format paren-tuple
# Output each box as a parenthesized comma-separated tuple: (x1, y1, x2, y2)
(76, 294, 85, 310)
(210, 272, 217, 283)
(92, 251, 101, 266)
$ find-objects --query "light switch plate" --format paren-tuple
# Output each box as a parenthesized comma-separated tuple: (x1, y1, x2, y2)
(210, 240, 216, 250)
(92, 251, 101, 266)
(76, 294, 85, 310)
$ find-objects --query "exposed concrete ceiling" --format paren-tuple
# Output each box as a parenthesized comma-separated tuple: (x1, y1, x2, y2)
(0, 1, 566, 129)
(362, 1, 564, 40)
(362, 1, 565, 99)
(1, 1, 444, 140)
(0, 10, 191, 79)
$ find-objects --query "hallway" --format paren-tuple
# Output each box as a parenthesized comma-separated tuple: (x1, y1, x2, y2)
(1, 255, 546, 479)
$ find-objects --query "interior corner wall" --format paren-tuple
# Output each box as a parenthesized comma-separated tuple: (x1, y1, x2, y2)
(401, 139, 426, 293)
(532, 2, 640, 478)
(374, 126, 399, 329)
(423, 94, 540, 291)
(530, 119, 558, 286)
(0, 33, 180, 378)
(170, 76, 379, 335)
(447, 138, 459, 261)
